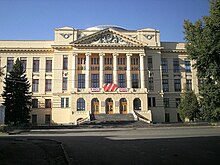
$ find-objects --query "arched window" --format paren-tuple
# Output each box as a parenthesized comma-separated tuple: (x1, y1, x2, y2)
(133, 98, 141, 110)
(77, 98, 85, 111)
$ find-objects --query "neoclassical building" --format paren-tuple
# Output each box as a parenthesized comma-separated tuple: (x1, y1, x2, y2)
(0, 25, 199, 124)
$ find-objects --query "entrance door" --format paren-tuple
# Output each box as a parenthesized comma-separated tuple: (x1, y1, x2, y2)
(93, 102, 99, 114)
(120, 102, 127, 114)
(106, 98, 113, 114)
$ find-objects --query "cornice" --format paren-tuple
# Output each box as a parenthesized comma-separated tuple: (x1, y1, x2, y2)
(72, 43, 144, 48)
(0, 48, 53, 53)
(147, 46, 164, 50)
(161, 49, 186, 53)
(51, 45, 73, 49)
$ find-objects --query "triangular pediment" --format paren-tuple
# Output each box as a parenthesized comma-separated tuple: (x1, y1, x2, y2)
(72, 28, 147, 47)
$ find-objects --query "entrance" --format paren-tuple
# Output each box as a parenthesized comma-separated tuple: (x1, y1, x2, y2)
(91, 98, 99, 114)
(120, 98, 127, 114)
(106, 98, 113, 114)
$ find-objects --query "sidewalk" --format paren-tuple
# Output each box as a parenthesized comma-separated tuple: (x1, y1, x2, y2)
(0, 138, 71, 165)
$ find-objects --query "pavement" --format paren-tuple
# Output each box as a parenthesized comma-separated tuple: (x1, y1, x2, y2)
(0, 138, 70, 165)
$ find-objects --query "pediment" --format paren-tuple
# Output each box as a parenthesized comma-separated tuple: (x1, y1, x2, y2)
(72, 28, 147, 47)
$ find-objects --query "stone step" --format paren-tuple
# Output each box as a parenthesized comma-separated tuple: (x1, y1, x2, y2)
(91, 114, 135, 122)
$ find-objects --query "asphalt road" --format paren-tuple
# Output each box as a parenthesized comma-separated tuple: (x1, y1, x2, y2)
(1, 126, 220, 165)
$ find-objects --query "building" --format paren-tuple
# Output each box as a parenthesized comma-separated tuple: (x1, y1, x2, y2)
(0, 25, 199, 125)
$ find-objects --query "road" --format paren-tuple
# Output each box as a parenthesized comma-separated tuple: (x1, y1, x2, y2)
(1, 126, 220, 165)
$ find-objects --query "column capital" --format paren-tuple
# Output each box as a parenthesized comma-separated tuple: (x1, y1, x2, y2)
(73, 52, 78, 56)
(139, 53, 146, 57)
(126, 53, 132, 57)
(99, 52, 105, 56)
(113, 52, 119, 56)
(85, 52, 91, 56)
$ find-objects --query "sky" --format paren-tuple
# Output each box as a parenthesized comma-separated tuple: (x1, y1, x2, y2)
(0, 0, 209, 42)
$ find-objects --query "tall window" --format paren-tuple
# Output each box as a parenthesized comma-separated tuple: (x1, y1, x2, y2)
(105, 74, 112, 84)
(132, 74, 139, 88)
(32, 79, 39, 92)
(162, 79, 169, 92)
(91, 57, 99, 65)
(63, 55, 68, 70)
(133, 98, 141, 110)
(174, 79, 181, 92)
(185, 60, 191, 72)
(186, 79, 192, 91)
(118, 58, 126, 65)
(77, 98, 85, 111)
(78, 57, 86, 64)
(118, 74, 126, 88)
(148, 77, 154, 91)
(173, 58, 180, 73)
(20, 57, 27, 72)
(33, 58, 39, 72)
(78, 74, 85, 88)
(148, 57, 153, 71)
(32, 99, 38, 108)
(131, 57, 139, 65)
(104, 58, 112, 65)
(148, 97, 156, 107)
(62, 77, 68, 90)
(61, 98, 65, 108)
(66, 98, 69, 107)
(164, 98, 170, 108)
(7, 57, 14, 72)
(161, 58, 168, 73)
(45, 99, 51, 108)
(45, 79, 52, 92)
(91, 74, 99, 88)
(61, 98, 69, 108)
(46, 58, 52, 72)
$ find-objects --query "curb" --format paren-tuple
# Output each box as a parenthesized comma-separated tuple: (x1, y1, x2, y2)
(61, 143, 72, 165)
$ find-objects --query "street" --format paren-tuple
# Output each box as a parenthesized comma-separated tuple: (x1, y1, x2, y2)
(1, 126, 220, 165)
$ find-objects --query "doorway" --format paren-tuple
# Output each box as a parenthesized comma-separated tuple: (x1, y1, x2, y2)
(91, 98, 99, 114)
(120, 98, 127, 114)
(106, 98, 113, 114)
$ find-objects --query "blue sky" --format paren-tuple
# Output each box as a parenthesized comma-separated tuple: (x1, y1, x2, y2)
(0, 0, 209, 41)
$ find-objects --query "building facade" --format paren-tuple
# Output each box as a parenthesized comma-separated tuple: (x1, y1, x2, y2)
(0, 25, 199, 124)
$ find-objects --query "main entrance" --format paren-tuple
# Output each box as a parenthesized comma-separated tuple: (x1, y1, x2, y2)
(105, 98, 113, 114)
(91, 98, 99, 114)
(120, 98, 127, 114)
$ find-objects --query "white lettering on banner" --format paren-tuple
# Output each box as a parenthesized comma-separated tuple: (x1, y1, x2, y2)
(119, 88, 128, 92)
(91, 88, 100, 92)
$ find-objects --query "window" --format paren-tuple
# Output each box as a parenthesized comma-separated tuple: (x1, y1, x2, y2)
(45, 79, 52, 92)
(32, 79, 39, 92)
(175, 98, 181, 108)
(153, 97, 156, 107)
(148, 97, 151, 107)
(133, 98, 141, 110)
(91, 58, 99, 65)
(78, 74, 85, 88)
(164, 98, 170, 108)
(46, 58, 52, 72)
(33, 58, 39, 72)
(173, 58, 180, 73)
(104, 58, 112, 65)
(63, 55, 68, 70)
(165, 113, 170, 122)
(20, 57, 27, 72)
(105, 74, 112, 84)
(62, 77, 68, 90)
(32, 99, 38, 108)
(148, 97, 156, 107)
(61, 98, 65, 108)
(162, 79, 169, 92)
(78, 58, 86, 64)
(186, 79, 192, 91)
(161, 58, 168, 73)
(32, 115, 37, 124)
(45, 115, 50, 124)
(118, 74, 126, 88)
(148, 57, 153, 71)
(45, 99, 51, 108)
(77, 98, 85, 111)
(148, 77, 154, 91)
(118, 58, 126, 65)
(66, 98, 69, 107)
(185, 60, 191, 72)
(91, 74, 99, 88)
(7, 57, 14, 72)
(174, 79, 181, 92)
(131, 57, 139, 65)
(132, 74, 139, 88)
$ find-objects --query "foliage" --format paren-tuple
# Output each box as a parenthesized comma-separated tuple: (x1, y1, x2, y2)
(183, 0, 220, 120)
(178, 90, 200, 122)
(2, 58, 32, 125)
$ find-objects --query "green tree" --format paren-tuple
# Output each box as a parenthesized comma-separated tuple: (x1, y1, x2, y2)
(178, 90, 200, 122)
(2, 58, 32, 125)
(183, 0, 220, 120)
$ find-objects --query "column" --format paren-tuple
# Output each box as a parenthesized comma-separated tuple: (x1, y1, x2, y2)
(113, 52, 118, 85)
(126, 53, 132, 88)
(140, 53, 145, 89)
(72, 53, 77, 89)
(85, 52, 91, 89)
(99, 52, 105, 88)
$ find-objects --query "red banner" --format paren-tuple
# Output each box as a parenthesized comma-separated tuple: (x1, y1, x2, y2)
(103, 83, 118, 92)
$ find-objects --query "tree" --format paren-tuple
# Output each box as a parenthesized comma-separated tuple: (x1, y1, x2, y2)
(183, 0, 220, 120)
(2, 58, 32, 125)
(178, 90, 200, 122)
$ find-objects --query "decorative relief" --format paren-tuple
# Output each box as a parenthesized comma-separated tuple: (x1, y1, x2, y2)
(143, 34, 155, 40)
(60, 33, 72, 39)
(77, 32, 87, 39)
(128, 35, 137, 39)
